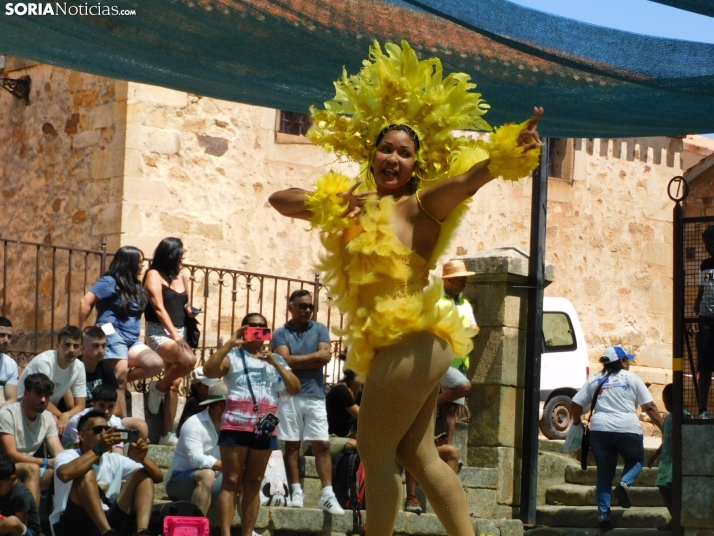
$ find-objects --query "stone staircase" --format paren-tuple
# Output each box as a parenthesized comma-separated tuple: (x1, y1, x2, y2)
(531, 442, 671, 535)
(147, 444, 524, 536)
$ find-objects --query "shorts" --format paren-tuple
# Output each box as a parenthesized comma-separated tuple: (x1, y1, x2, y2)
(104, 330, 143, 360)
(166, 468, 223, 504)
(329, 435, 354, 458)
(217, 430, 278, 451)
(698, 318, 714, 373)
(277, 395, 329, 442)
(147, 322, 184, 352)
(53, 497, 134, 536)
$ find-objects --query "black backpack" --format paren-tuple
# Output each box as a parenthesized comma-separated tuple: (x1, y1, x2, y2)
(333, 450, 365, 535)
(149, 500, 203, 535)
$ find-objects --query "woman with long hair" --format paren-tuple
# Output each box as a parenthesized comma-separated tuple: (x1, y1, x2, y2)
(571, 346, 664, 532)
(269, 40, 543, 535)
(203, 313, 301, 536)
(79, 246, 163, 417)
(143, 237, 198, 446)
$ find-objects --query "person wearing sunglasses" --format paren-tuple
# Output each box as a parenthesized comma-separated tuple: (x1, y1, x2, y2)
(271, 290, 343, 514)
(50, 410, 163, 536)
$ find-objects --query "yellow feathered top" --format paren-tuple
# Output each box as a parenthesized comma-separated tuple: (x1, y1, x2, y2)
(302, 40, 541, 378)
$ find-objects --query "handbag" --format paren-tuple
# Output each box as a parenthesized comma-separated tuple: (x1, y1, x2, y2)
(184, 313, 200, 349)
(581, 373, 610, 470)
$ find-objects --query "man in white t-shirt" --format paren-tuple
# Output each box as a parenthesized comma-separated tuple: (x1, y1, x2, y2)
(51, 410, 163, 536)
(0, 372, 64, 505)
(17, 325, 87, 437)
(61, 384, 125, 453)
(0, 317, 19, 404)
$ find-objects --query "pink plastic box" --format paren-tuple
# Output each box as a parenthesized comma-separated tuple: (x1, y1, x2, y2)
(163, 516, 209, 536)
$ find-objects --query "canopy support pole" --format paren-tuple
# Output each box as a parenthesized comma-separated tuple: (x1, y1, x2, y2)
(520, 138, 549, 525)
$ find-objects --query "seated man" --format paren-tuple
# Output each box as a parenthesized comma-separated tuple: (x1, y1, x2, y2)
(176, 366, 220, 438)
(404, 435, 461, 515)
(165, 382, 226, 514)
(0, 454, 42, 536)
(62, 384, 147, 454)
(18, 325, 87, 436)
(0, 317, 19, 404)
(325, 368, 361, 458)
(50, 410, 163, 536)
(438, 366, 471, 444)
(0, 373, 63, 505)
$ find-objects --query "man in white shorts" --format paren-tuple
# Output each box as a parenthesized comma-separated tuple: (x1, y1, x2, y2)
(272, 289, 344, 515)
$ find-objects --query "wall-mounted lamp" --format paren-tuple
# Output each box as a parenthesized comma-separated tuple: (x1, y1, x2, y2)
(0, 75, 30, 104)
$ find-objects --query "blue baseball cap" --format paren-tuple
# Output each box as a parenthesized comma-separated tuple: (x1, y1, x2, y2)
(602, 345, 635, 363)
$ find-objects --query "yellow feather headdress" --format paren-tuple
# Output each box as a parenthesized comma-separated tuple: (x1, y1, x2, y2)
(308, 40, 536, 186)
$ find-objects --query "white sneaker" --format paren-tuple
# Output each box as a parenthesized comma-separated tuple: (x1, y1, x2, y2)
(318, 491, 345, 515)
(700, 409, 712, 419)
(159, 432, 178, 446)
(148, 380, 164, 415)
(289, 489, 304, 508)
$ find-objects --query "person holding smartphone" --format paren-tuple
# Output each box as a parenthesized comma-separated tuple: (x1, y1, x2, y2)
(203, 313, 301, 536)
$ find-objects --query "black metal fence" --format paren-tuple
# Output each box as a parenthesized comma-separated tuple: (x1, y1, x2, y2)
(0, 236, 346, 394)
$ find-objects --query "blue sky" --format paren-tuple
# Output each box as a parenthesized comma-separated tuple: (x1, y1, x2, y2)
(509, 1, 714, 137)
(509, 0, 714, 43)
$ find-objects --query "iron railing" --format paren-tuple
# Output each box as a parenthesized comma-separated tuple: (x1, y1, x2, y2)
(0, 236, 346, 394)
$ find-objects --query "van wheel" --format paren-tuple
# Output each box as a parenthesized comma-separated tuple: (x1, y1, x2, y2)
(539, 395, 573, 440)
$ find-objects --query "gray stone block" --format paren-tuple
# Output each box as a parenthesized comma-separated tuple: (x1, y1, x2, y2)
(683, 426, 714, 476)
(498, 518, 523, 536)
(404, 512, 447, 535)
(465, 488, 497, 519)
(206, 504, 270, 528)
(270, 507, 328, 531)
(473, 518, 500, 535)
(682, 476, 714, 528)
(147, 444, 174, 468)
(460, 467, 498, 489)
(300, 455, 319, 478)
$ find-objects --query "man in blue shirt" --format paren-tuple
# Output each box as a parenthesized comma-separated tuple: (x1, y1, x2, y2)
(273, 290, 344, 515)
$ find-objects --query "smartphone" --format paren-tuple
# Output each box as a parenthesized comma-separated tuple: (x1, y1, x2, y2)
(189, 306, 203, 314)
(116, 429, 140, 443)
(255, 412, 280, 437)
(244, 327, 272, 341)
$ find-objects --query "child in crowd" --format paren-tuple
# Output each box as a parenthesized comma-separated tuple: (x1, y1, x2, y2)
(0, 454, 42, 536)
(647, 383, 692, 531)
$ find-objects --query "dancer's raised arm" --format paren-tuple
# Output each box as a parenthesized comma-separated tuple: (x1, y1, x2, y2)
(268, 188, 313, 221)
(417, 107, 544, 223)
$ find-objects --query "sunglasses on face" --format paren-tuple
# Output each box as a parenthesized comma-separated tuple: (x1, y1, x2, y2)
(246, 322, 268, 328)
(85, 425, 111, 435)
(297, 303, 315, 311)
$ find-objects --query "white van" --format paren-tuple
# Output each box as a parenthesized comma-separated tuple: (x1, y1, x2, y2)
(538, 297, 589, 439)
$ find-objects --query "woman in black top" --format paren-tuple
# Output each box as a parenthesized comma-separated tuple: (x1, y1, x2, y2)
(144, 237, 198, 446)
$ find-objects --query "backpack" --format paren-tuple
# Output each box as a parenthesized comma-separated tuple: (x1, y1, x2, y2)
(333, 450, 365, 534)
(259, 449, 290, 506)
(149, 501, 204, 535)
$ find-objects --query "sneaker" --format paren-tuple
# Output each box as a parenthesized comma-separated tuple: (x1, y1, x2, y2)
(318, 491, 345, 515)
(159, 432, 178, 446)
(289, 489, 304, 508)
(598, 517, 613, 532)
(148, 380, 164, 415)
(700, 409, 712, 419)
(613, 483, 631, 508)
(404, 495, 423, 515)
(658, 520, 673, 531)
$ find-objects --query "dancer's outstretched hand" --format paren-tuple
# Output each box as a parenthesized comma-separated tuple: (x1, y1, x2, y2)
(518, 107, 544, 152)
(340, 180, 377, 218)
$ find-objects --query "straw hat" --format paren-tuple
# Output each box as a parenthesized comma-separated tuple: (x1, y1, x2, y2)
(199, 381, 227, 405)
(441, 259, 476, 279)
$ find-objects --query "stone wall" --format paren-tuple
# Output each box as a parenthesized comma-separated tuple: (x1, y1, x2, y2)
(0, 57, 126, 343)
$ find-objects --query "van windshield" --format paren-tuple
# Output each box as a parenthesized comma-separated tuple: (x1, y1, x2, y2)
(543, 312, 576, 352)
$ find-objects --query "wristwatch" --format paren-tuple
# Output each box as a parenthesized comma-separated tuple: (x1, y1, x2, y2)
(92, 444, 103, 456)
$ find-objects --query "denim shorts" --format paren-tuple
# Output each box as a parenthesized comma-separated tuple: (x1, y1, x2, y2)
(218, 430, 278, 451)
(147, 322, 184, 352)
(166, 468, 223, 503)
(104, 330, 143, 360)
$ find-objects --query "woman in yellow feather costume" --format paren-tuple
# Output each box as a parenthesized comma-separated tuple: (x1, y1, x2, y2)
(269, 41, 543, 536)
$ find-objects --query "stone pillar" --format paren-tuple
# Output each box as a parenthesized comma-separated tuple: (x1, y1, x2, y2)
(459, 247, 554, 519)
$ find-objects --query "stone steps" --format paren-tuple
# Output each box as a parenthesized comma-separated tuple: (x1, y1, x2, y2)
(527, 528, 671, 536)
(546, 484, 664, 508)
(536, 506, 670, 529)
(564, 466, 659, 487)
